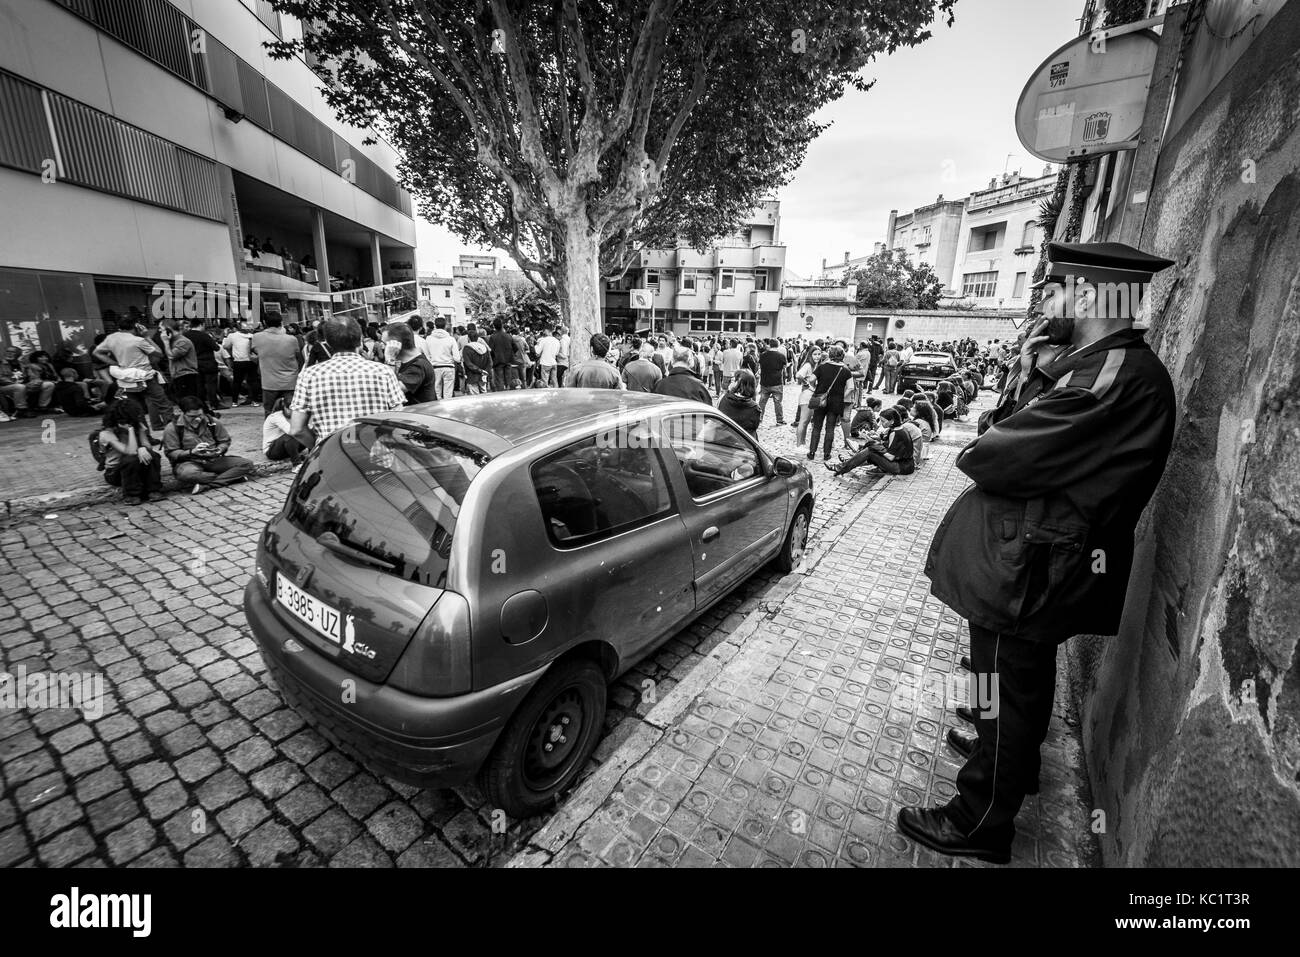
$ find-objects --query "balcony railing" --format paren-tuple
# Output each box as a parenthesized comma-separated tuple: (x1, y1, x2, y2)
(241, 249, 318, 285)
(675, 247, 716, 269)
(715, 246, 754, 268)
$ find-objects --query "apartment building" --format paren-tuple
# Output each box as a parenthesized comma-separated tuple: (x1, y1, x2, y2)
(417, 274, 458, 323)
(884, 196, 967, 290)
(602, 199, 786, 338)
(0, 0, 417, 352)
(949, 169, 1056, 309)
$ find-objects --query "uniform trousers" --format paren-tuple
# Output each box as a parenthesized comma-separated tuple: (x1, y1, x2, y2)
(944, 623, 1057, 839)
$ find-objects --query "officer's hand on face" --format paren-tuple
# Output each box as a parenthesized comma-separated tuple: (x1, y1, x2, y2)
(1019, 318, 1051, 378)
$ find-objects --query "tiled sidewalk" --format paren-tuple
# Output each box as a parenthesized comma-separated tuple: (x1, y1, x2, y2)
(513, 414, 1096, 868)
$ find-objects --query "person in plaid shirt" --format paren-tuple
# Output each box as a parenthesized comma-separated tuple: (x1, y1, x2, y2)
(288, 318, 405, 442)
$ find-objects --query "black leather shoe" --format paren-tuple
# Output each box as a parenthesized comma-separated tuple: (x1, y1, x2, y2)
(947, 726, 978, 758)
(956, 705, 976, 724)
(959, 654, 972, 671)
(897, 807, 1011, 864)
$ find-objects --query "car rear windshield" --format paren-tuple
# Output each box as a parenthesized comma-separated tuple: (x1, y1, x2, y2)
(285, 421, 485, 587)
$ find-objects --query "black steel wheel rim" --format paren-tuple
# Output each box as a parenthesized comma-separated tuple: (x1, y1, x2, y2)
(523, 687, 587, 791)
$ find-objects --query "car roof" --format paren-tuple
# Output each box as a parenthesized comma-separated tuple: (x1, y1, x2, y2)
(377, 389, 707, 455)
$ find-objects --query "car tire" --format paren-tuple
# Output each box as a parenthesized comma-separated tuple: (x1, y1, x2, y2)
(774, 503, 811, 573)
(480, 658, 607, 819)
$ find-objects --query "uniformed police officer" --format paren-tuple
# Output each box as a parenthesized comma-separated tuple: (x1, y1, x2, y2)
(898, 241, 1177, 863)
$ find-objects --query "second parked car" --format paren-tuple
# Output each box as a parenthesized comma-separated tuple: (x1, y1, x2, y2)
(898, 351, 958, 393)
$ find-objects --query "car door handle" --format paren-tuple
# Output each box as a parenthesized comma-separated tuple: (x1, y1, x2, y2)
(702, 526, 720, 542)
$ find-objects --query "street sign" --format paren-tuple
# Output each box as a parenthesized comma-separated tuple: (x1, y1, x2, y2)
(629, 288, 653, 309)
(1015, 19, 1161, 163)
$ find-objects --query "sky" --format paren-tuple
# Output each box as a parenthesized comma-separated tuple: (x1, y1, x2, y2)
(413, 0, 1086, 279)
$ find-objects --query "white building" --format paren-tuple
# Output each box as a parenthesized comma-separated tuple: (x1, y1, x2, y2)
(602, 199, 786, 338)
(949, 170, 1057, 310)
(417, 274, 458, 323)
(0, 0, 417, 350)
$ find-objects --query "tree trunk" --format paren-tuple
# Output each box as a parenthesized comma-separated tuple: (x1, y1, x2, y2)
(557, 224, 603, 367)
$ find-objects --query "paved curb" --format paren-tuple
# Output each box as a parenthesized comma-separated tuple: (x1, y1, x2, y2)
(2, 459, 296, 523)
(508, 473, 897, 867)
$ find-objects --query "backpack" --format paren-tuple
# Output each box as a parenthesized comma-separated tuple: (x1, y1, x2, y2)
(89, 428, 107, 471)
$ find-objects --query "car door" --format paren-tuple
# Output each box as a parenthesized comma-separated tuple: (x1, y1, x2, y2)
(523, 420, 697, 668)
(658, 412, 790, 609)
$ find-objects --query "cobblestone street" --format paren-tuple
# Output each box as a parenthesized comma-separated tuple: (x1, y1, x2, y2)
(0, 383, 944, 868)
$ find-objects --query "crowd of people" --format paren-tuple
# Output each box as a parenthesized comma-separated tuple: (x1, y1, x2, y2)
(4, 303, 1011, 506)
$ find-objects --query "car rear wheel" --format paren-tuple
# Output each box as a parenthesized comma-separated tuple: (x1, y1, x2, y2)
(480, 659, 607, 819)
(774, 504, 811, 573)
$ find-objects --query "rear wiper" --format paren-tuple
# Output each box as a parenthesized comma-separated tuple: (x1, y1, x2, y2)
(318, 532, 398, 571)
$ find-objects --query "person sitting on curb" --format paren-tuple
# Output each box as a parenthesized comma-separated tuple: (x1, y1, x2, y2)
(97, 391, 163, 505)
(163, 397, 254, 494)
(848, 396, 883, 440)
(54, 367, 105, 417)
(826, 406, 915, 477)
(262, 396, 306, 464)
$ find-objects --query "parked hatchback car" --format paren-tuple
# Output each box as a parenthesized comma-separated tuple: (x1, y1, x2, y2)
(898, 351, 958, 393)
(244, 390, 814, 816)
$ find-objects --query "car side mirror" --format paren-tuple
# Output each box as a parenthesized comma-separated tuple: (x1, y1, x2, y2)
(773, 456, 796, 476)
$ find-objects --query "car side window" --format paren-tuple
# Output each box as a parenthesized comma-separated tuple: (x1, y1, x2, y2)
(531, 425, 674, 548)
(662, 414, 762, 501)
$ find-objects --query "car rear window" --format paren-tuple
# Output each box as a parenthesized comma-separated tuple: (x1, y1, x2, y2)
(285, 421, 485, 587)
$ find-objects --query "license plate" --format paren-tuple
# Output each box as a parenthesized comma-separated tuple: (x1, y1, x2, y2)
(917, 379, 937, 388)
(275, 573, 342, 645)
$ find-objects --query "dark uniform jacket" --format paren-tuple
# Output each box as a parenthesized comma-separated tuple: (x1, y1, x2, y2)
(925, 328, 1175, 643)
(653, 367, 713, 406)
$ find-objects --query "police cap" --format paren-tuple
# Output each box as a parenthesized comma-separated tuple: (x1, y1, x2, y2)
(1030, 241, 1175, 290)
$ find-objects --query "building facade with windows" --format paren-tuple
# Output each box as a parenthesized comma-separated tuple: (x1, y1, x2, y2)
(601, 200, 786, 338)
(884, 196, 967, 291)
(417, 274, 459, 323)
(0, 0, 417, 353)
(949, 170, 1056, 310)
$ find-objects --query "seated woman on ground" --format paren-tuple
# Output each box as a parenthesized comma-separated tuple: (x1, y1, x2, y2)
(848, 396, 882, 440)
(827, 407, 914, 477)
(262, 396, 308, 464)
(98, 396, 163, 505)
(912, 398, 940, 442)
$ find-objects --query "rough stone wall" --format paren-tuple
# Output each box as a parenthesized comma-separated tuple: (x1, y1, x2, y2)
(1069, 0, 1300, 866)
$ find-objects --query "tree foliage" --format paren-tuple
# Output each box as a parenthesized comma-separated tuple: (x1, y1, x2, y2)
(268, 1, 957, 304)
(462, 272, 560, 328)
(848, 250, 943, 309)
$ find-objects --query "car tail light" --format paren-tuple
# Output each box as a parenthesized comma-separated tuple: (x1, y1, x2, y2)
(387, 591, 473, 697)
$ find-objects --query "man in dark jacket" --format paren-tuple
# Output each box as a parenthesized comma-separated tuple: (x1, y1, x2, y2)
(183, 319, 224, 410)
(653, 346, 713, 406)
(488, 318, 519, 391)
(900, 242, 1177, 863)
